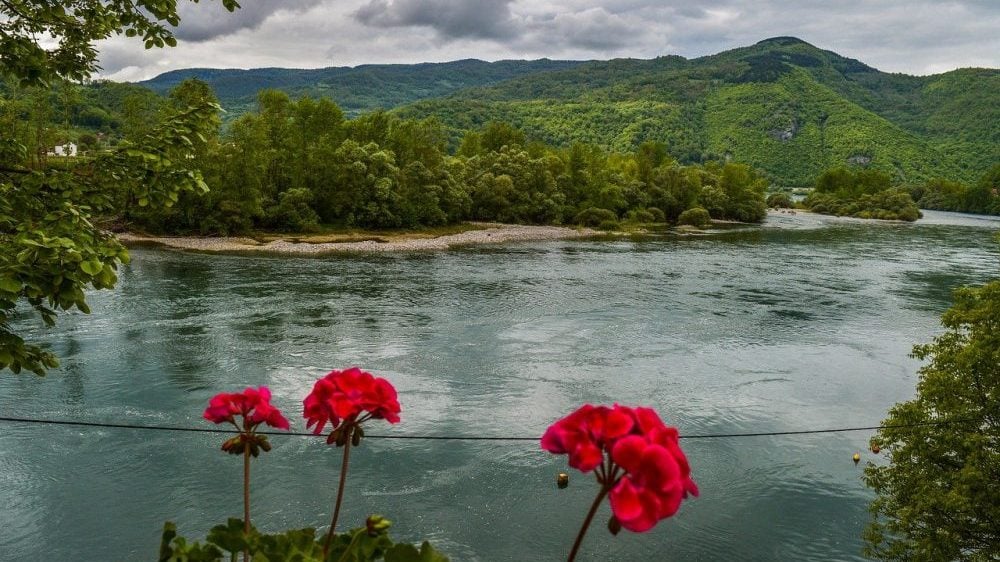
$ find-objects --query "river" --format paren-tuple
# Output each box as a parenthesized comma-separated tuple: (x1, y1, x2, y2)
(1, 210, 998, 561)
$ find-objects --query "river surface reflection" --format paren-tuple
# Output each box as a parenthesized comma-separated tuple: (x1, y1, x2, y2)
(1, 210, 998, 560)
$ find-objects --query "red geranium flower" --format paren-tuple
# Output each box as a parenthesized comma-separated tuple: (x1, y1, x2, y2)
(609, 430, 699, 532)
(203, 386, 290, 431)
(303, 367, 401, 443)
(203, 386, 289, 554)
(305, 367, 403, 556)
(541, 404, 634, 471)
(542, 403, 697, 558)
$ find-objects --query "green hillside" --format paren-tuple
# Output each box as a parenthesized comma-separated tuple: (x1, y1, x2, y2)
(138, 59, 585, 117)
(395, 37, 998, 186)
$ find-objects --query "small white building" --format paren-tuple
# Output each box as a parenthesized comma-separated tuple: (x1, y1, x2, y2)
(48, 143, 78, 157)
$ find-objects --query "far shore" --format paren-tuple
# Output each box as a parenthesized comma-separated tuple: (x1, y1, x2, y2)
(117, 223, 600, 254)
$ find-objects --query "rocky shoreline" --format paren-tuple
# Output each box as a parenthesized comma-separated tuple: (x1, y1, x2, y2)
(117, 223, 599, 254)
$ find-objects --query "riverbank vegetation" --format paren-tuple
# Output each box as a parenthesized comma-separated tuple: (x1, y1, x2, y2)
(802, 168, 921, 221)
(908, 164, 1000, 216)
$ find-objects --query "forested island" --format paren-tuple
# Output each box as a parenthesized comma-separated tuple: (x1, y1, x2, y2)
(4, 79, 768, 235)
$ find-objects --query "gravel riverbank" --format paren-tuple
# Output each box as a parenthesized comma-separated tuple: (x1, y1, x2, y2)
(118, 224, 599, 254)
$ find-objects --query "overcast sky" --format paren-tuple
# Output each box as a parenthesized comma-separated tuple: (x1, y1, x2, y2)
(97, 0, 1000, 82)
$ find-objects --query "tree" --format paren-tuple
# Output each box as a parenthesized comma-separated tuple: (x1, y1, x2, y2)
(0, 0, 239, 87)
(863, 280, 1000, 561)
(1, 0, 238, 374)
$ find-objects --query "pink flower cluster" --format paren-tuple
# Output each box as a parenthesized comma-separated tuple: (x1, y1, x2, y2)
(303, 367, 401, 441)
(541, 404, 698, 533)
(203, 386, 290, 430)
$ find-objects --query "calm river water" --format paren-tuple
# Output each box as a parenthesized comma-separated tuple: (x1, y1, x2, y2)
(1, 210, 998, 561)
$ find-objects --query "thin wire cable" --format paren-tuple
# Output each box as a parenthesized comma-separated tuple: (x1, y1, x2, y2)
(0, 415, 978, 441)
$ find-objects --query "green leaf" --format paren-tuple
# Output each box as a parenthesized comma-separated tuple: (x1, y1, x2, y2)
(0, 277, 20, 293)
(206, 518, 256, 554)
(385, 542, 450, 562)
(79, 260, 102, 275)
(159, 522, 179, 562)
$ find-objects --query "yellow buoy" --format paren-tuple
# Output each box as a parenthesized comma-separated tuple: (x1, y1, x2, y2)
(557, 472, 569, 489)
(852, 452, 861, 464)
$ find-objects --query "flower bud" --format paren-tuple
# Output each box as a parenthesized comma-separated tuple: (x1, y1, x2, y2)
(221, 436, 244, 455)
(608, 516, 622, 536)
(259, 436, 272, 452)
(351, 428, 362, 446)
(327, 427, 342, 446)
(365, 514, 392, 536)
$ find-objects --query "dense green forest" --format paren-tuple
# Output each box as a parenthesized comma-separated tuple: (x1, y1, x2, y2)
(0, 78, 167, 154)
(798, 164, 1000, 221)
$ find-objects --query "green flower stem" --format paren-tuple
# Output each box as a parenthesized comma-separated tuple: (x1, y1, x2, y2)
(322, 428, 353, 558)
(243, 434, 251, 562)
(568, 456, 620, 562)
(568, 483, 611, 562)
(335, 529, 364, 562)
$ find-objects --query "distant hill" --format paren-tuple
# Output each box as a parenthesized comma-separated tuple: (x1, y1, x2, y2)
(139, 59, 585, 117)
(394, 37, 999, 186)
(138, 38, 998, 186)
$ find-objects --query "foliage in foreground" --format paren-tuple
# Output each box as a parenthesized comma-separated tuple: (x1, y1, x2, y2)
(0, 0, 238, 375)
(159, 518, 447, 562)
(0, 92, 220, 374)
(863, 280, 1000, 560)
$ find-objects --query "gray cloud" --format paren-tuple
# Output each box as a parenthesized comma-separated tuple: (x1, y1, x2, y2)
(97, 0, 1000, 82)
(354, 0, 519, 40)
(171, 0, 323, 42)
(519, 8, 636, 51)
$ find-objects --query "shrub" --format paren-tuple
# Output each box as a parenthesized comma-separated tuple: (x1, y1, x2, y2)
(766, 192, 793, 208)
(624, 208, 657, 223)
(646, 207, 667, 222)
(573, 207, 618, 227)
(267, 188, 320, 232)
(677, 207, 712, 228)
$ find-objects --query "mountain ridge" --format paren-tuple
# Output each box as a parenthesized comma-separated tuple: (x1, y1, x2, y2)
(139, 58, 588, 116)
